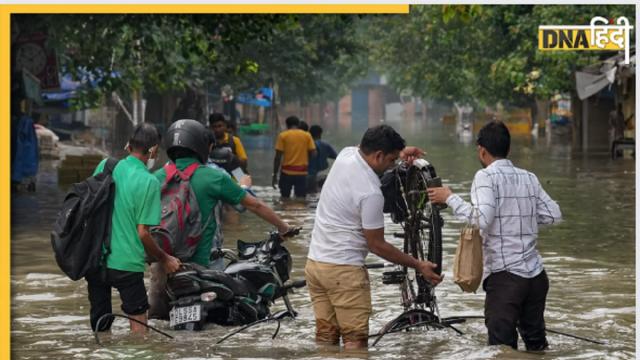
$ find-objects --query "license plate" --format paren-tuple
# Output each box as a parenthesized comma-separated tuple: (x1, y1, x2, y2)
(169, 305, 201, 327)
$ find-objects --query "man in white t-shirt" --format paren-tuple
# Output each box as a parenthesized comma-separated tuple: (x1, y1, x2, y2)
(305, 125, 444, 349)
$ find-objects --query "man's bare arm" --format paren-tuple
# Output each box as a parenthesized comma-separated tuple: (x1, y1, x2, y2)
(364, 228, 442, 284)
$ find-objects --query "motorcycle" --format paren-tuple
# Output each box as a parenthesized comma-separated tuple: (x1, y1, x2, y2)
(165, 228, 305, 331)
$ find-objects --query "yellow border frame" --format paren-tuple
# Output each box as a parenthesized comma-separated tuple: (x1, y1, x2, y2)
(0, 3, 408, 358)
(4, 4, 408, 14)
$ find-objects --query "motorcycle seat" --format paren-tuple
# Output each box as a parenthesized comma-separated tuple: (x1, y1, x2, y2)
(166, 272, 201, 299)
(198, 269, 253, 297)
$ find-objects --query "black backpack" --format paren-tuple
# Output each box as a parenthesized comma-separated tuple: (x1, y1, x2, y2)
(51, 158, 119, 280)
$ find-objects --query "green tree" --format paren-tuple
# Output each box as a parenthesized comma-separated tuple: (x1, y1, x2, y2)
(362, 5, 635, 107)
(14, 14, 295, 117)
(212, 15, 366, 104)
(14, 14, 365, 118)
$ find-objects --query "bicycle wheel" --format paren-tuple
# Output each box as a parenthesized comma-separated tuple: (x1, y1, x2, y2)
(399, 165, 443, 309)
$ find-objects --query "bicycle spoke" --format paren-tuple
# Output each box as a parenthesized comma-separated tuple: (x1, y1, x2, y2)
(377, 161, 447, 345)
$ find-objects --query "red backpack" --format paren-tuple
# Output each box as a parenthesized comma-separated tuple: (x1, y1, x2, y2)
(150, 162, 210, 261)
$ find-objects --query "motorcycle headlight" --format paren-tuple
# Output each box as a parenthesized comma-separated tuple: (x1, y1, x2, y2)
(200, 292, 218, 302)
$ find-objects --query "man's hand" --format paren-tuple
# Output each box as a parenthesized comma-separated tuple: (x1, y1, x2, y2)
(427, 186, 453, 204)
(399, 146, 425, 164)
(416, 261, 444, 285)
(161, 255, 181, 274)
(271, 173, 278, 189)
(239, 175, 252, 188)
(278, 225, 301, 239)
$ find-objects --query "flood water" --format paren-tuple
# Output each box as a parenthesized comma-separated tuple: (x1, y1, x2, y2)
(11, 122, 635, 359)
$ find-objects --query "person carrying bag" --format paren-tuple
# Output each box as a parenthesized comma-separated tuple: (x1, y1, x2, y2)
(427, 121, 562, 351)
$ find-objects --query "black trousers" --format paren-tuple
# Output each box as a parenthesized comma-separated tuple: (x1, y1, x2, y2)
(86, 268, 149, 331)
(483, 270, 549, 351)
(279, 172, 307, 198)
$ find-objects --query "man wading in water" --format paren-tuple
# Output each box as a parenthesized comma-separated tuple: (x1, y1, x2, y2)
(429, 121, 562, 351)
(87, 124, 181, 333)
(305, 125, 443, 349)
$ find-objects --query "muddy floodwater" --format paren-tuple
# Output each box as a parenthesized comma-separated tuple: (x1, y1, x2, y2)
(11, 123, 635, 359)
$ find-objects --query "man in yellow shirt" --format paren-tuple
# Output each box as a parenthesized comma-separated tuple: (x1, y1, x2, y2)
(209, 113, 249, 173)
(272, 116, 317, 198)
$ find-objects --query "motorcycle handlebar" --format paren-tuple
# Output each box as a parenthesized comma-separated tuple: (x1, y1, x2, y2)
(283, 279, 307, 291)
(274, 227, 301, 242)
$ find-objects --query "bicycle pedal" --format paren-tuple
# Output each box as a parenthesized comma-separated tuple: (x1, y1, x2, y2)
(382, 271, 405, 284)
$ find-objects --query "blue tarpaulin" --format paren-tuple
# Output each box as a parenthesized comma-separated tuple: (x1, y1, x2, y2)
(11, 115, 39, 182)
(40, 69, 120, 103)
(237, 87, 273, 107)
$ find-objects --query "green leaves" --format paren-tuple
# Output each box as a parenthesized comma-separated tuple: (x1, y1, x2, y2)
(362, 5, 634, 106)
(18, 14, 362, 107)
(18, 7, 634, 111)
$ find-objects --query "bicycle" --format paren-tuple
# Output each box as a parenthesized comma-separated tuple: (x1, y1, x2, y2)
(373, 158, 464, 345)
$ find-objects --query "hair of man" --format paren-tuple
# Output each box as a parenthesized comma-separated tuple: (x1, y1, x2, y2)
(309, 125, 323, 139)
(359, 124, 406, 155)
(285, 116, 300, 129)
(476, 121, 510, 158)
(208, 113, 227, 127)
(129, 123, 160, 153)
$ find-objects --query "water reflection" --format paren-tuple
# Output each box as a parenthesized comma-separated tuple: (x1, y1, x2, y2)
(11, 122, 635, 359)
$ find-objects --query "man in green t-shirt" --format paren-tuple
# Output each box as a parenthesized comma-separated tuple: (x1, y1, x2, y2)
(148, 119, 292, 318)
(88, 123, 181, 333)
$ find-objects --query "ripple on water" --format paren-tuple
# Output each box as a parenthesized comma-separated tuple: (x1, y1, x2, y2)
(14, 315, 87, 324)
(12, 273, 72, 288)
(14, 293, 65, 301)
(25, 273, 62, 280)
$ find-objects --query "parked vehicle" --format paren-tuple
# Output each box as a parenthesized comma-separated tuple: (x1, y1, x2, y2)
(166, 228, 305, 330)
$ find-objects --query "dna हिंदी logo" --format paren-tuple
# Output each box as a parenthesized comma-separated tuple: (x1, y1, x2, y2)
(538, 16, 633, 64)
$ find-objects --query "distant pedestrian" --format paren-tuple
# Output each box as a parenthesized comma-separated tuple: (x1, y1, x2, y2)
(272, 116, 317, 198)
(209, 113, 249, 173)
(608, 103, 625, 141)
(307, 125, 337, 193)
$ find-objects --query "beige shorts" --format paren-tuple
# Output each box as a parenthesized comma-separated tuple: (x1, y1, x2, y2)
(304, 259, 372, 344)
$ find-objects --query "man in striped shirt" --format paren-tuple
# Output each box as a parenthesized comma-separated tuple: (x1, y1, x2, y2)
(428, 121, 562, 351)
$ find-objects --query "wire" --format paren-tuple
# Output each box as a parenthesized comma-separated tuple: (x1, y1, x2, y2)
(271, 318, 282, 339)
(216, 317, 281, 345)
(93, 313, 174, 345)
(441, 315, 606, 345)
(546, 329, 606, 345)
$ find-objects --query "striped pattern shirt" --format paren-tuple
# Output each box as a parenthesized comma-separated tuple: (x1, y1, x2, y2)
(446, 159, 562, 280)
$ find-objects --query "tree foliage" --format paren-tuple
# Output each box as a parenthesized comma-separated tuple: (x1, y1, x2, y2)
(362, 5, 635, 107)
(210, 15, 367, 104)
(14, 14, 364, 109)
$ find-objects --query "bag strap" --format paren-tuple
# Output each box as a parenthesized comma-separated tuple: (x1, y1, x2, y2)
(180, 162, 200, 180)
(101, 157, 119, 265)
(215, 133, 237, 154)
(103, 157, 120, 175)
(164, 162, 200, 184)
(164, 162, 178, 185)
